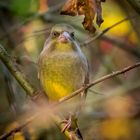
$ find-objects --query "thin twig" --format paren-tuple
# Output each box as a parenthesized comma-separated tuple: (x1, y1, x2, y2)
(0, 44, 140, 140)
(81, 15, 137, 46)
(81, 14, 140, 59)
(0, 3, 64, 41)
(127, 0, 140, 15)
(0, 44, 81, 140)
(0, 112, 80, 140)
(88, 89, 103, 95)
(58, 62, 140, 104)
(0, 116, 34, 140)
(1, 62, 140, 140)
(0, 45, 35, 96)
(101, 35, 140, 58)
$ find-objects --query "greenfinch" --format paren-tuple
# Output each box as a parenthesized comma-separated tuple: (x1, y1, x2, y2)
(38, 24, 89, 139)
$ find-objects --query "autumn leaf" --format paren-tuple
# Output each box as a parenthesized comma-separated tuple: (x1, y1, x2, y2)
(96, 0, 104, 26)
(38, 0, 48, 13)
(60, 0, 78, 16)
(60, 0, 105, 33)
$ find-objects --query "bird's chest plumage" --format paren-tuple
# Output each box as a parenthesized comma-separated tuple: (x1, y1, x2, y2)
(39, 51, 86, 100)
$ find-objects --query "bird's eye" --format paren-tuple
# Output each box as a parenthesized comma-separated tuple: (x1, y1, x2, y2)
(52, 31, 60, 37)
(70, 32, 75, 38)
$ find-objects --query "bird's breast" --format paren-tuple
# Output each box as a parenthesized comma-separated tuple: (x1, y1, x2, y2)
(39, 51, 86, 101)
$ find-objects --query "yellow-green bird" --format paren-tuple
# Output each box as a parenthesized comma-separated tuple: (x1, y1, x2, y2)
(38, 24, 89, 139)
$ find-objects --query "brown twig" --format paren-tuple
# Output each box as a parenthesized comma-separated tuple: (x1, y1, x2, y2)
(58, 62, 140, 104)
(0, 44, 140, 140)
(81, 14, 140, 59)
(127, 0, 140, 15)
(0, 44, 81, 140)
(101, 35, 140, 58)
(0, 117, 34, 140)
(1, 62, 140, 140)
(0, 45, 35, 96)
(0, 3, 63, 41)
(81, 15, 137, 46)
(0, 113, 80, 140)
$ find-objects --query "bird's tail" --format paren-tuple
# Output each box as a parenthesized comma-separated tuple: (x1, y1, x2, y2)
(70, 117, 83, 140)
(75, 127, 83, 140)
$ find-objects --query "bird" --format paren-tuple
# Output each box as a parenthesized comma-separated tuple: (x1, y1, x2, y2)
(38, 23, 89, 139)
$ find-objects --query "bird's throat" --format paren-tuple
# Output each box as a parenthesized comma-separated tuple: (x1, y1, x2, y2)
(55, 42, 74, 52)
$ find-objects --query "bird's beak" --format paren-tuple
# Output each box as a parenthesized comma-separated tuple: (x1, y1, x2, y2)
(58, 31, 71, 43)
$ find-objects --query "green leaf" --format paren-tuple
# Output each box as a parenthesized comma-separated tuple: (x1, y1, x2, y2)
(10, 0, 39, 16)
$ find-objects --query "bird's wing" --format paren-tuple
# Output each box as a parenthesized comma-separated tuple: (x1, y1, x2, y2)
(37, 46, 47, 80)
(84, 59, 90, 96)
(79, 58, 89, 111)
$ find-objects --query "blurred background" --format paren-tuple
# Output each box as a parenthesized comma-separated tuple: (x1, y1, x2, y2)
(0, 0, 140, 139)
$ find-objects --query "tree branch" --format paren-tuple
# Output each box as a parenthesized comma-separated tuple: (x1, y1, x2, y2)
(81, 15, 137, 46)
(0, 45, 35, 96)
(0, 44, 81, 140)
(101, 35, 140, 59)
(0, 117, 34, 140)
(81, 15, 140, 59)
(0, 113, 80, 140)
(0, 44, 140, 140)
(127, 0, 140, 15)
(0, 3, 64, 41)
(58, 62, 140, 104)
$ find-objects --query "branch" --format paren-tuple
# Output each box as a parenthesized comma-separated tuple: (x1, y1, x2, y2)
(101, 35, 140, 59)
(0, 44, 81, 140)
(0, 3, 63, 40)
(0, 117, 34, 140)
(0, 45, 35, 96)
(81, 15, 137, 46)
(81, 15, 140, 59)
(1, 62, 140, 140)
(58, 62, 140, 104)
(0, 44, 140, 140)
(53, 115, 81, 140)
(0, 113, 80, 140)
(127, 0, 140, 15)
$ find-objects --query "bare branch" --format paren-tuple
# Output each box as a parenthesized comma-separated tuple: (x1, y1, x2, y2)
(127, 0, 140, 15)
(81, 15, 140, 59)
(0, 113, 81, 140)
(0, 45, 35, 96)
(1, 62, 140, 140)
(58, 62, 140, 104)
(81, 15, 137, 46)
(0, 3, 63, 40)
(101, 35, 140, 59)
(0, 117, 34, 140)
(0, 44, 81, 140)
(0, 44, 140, 139)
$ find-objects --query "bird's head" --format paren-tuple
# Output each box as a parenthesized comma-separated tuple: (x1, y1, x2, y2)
(50, 23, 75, 43)
(44, 24, 79, 52)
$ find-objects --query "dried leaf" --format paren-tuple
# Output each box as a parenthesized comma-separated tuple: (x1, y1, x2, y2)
(60, 0, 105, 33)
(38, 0, 48, 13)
(60, 0, 78, 16)
(95, 0, 104, 27)
(81, 0, 96, 33)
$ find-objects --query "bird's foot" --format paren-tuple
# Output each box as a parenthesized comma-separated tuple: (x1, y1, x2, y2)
(61, 117, 72, 133)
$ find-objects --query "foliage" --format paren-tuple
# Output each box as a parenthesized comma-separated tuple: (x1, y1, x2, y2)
(61, 0, 105, 33)
(9, 0, 39, 16)
(0, 0, 140, 140)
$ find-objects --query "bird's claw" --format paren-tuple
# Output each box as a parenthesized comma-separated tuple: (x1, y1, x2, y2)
(61, 117, 72, 133)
